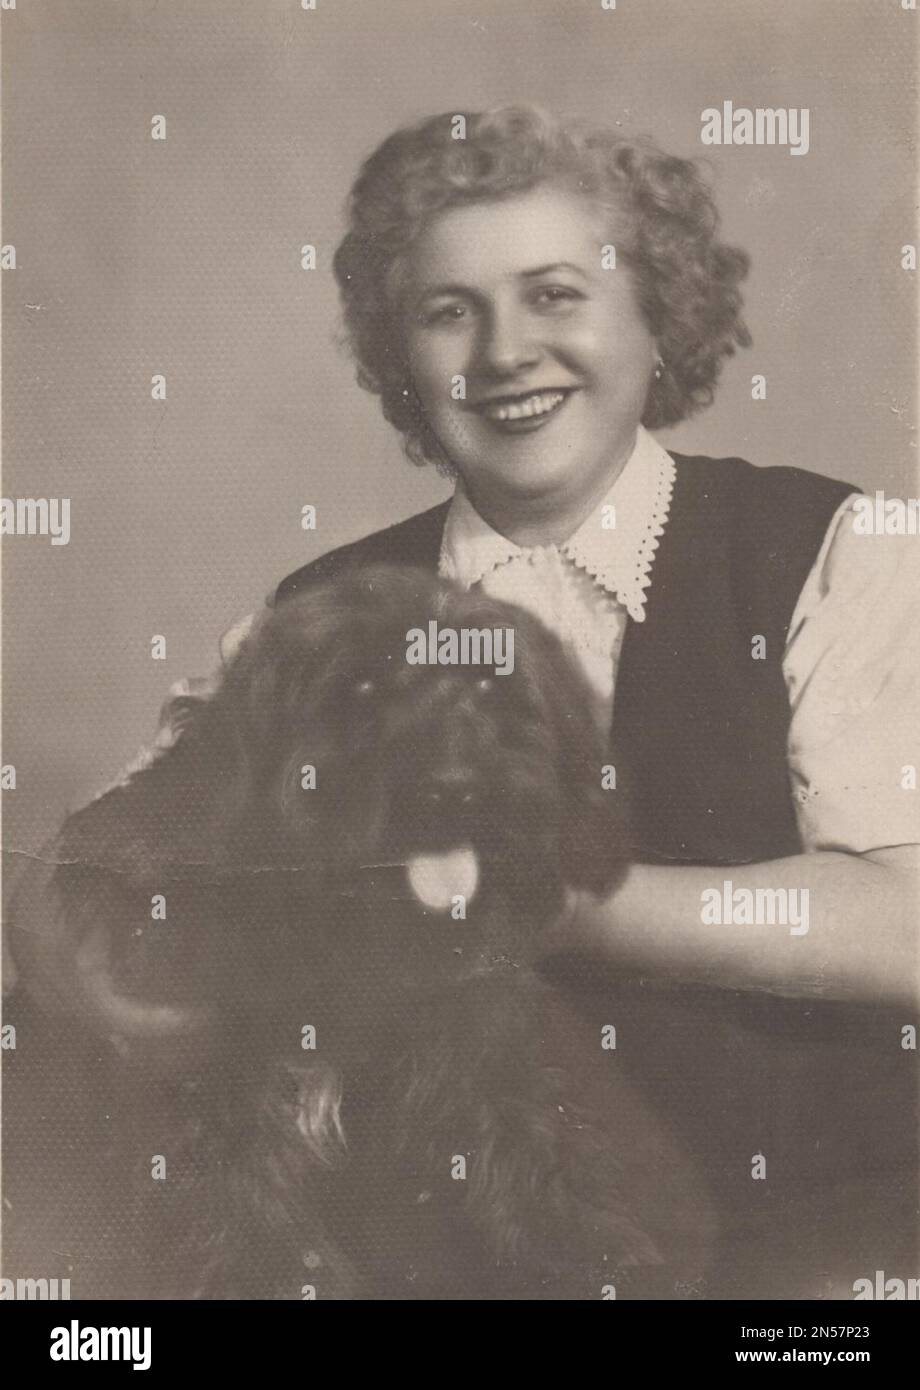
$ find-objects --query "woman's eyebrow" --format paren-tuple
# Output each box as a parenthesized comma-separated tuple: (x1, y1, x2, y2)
(415, 281, 474, 302)
(519, 261, 589, 280)
(414, 262, 589, 304)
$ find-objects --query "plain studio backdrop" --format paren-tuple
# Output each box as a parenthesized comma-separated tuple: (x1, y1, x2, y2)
(1, 0, 916, 859)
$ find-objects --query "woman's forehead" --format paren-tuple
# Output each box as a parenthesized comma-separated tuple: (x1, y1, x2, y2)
(403, 186, 614, 295)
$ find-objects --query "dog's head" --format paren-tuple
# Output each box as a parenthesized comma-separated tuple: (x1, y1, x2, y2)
(44, 566, 627, 1045)
(250, 566, 624, 907)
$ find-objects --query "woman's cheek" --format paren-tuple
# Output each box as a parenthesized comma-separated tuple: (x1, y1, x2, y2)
(408, 336, 468, 408)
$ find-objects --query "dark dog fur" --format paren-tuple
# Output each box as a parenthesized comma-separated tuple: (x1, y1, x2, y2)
(9, 565, 721, 1300)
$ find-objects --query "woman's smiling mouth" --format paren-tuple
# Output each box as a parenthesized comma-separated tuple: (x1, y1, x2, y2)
(473, 388, 575, 431)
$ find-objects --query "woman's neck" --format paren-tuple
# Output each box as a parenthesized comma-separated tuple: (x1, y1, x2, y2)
(461, 434, 637, 548)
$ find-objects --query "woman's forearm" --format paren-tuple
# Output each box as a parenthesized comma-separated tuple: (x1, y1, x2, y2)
(566, 845, 919, 1006)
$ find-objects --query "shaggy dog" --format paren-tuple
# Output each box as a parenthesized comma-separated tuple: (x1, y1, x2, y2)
(8, 565, 718, 1301)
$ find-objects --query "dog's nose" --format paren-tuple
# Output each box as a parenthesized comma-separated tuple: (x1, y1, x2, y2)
(419, 770, 480, 814)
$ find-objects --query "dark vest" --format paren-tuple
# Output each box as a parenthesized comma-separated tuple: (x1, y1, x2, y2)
(275, 453, 856, 867)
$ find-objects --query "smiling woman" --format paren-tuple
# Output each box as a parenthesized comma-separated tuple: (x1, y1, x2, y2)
(333, 107, 750, 539)
(274, 106, 918, 1011)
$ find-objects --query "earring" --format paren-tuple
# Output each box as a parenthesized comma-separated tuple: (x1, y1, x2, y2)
(654, 357, 664, 381)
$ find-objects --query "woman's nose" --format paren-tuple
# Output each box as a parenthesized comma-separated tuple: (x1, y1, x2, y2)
(476, 304, 540, 376)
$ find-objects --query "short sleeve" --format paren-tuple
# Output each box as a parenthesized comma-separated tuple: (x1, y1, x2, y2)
(783, 494, 920, 853)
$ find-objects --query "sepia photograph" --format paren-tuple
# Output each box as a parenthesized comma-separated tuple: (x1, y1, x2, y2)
(1, 0, 918, 1341)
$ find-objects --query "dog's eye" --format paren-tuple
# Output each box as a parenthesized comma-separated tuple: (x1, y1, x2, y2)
(353, 678, 376, 698)
(474, 676, 495, 695)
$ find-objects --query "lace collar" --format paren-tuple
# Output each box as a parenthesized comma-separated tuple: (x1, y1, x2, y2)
(438, 426, 676, 622)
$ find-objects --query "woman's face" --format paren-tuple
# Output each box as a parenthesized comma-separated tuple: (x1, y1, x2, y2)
(400, 184, 657, 515)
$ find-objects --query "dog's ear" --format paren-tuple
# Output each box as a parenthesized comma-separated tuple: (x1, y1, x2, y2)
(53, 674, 264, 889)
(466, 592, 631, 900)
(526, 633, 631, 900)
(22, 656, 281, 1052)
(18, 594, 342, 1052)
(50, 575, 365, 890)
(557, 713, 631, 899)
(53, 583, 351, 886)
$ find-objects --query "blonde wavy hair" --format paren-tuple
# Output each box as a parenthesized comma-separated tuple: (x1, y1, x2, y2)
(332, 104, 751, 468)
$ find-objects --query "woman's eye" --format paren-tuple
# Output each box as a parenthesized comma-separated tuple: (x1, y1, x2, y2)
(420, 303, 467, 326)
(532, 285, 581, 309)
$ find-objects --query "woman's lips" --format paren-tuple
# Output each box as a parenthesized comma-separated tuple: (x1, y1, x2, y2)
(473, 388, 574, 432)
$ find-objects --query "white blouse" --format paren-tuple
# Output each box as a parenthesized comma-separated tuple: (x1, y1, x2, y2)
(131, 427, 918, 859)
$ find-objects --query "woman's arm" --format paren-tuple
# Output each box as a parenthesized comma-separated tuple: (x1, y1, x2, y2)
(562, 843, 919, 1007)
(559, 498, 920, 1008)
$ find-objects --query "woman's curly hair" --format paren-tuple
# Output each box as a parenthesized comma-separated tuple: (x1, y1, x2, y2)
(333, 104, 751, 468)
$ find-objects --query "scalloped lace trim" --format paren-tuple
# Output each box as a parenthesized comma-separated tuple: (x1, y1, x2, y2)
(563, 450, 676, 623)
(440, 536, 519, 585)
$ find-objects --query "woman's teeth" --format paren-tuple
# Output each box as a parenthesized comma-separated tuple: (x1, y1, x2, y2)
(480, 390, 567, 421)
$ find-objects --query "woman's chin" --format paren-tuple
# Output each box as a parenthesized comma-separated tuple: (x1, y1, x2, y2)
(468, 455, 592, 505)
